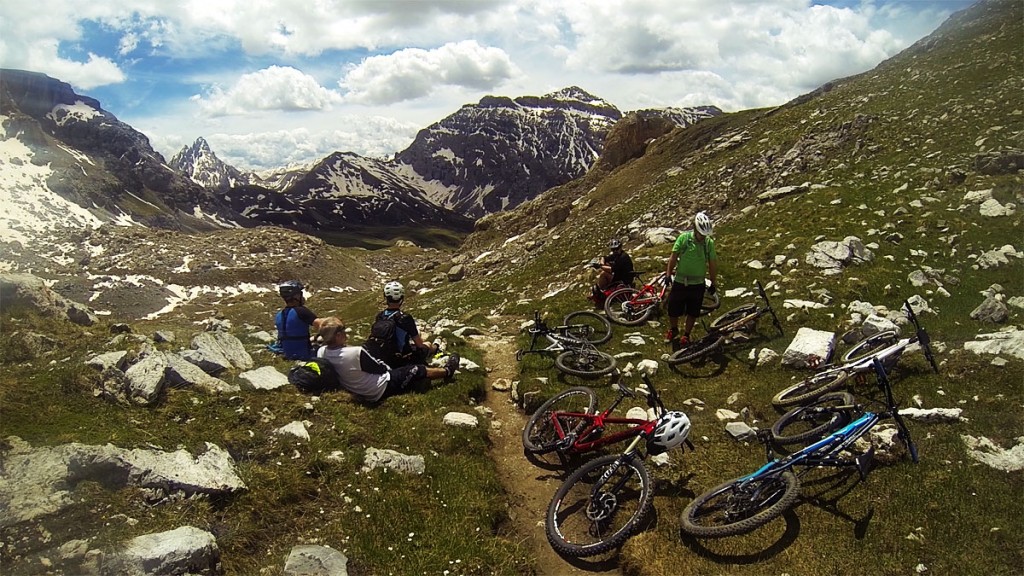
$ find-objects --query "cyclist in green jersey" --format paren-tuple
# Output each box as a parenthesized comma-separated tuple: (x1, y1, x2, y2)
(665, 212, 718, 348)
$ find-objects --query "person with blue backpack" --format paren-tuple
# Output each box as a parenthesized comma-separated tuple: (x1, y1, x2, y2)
(367, 280, 436, 367)
(271, 280, 322, 360)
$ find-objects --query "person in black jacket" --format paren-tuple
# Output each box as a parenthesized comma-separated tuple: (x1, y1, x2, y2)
(593, 238, 635, 291)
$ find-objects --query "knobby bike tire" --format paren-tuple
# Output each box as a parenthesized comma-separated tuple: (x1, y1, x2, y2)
(564, 311, 613, 345)
(604, 288, 655, 326)
(709, 303, 758, 331)
(771, 369, 854, 409)
(556, 349, 617, 377)
(522, 387, 599, 454)
(771, 392, 856, 446)
(700, 291, 721, 316)
(546, 453, 654, 557)
(665, 336, 725, 366)
(680, 470, 800, 538)
(841, 330, 899, 364)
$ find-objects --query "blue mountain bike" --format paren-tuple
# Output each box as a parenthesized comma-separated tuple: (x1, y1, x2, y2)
(680, 358, 918, 538)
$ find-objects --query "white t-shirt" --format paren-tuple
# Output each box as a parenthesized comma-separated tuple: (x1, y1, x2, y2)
(317, 345, 390, 402)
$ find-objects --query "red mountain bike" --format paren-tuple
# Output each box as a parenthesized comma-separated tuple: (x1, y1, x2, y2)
(604, 272, 720, 326)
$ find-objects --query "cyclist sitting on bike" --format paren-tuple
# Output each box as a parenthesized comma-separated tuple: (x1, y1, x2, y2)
(592, 238, 635, 299)
(665, 212, 718, 349)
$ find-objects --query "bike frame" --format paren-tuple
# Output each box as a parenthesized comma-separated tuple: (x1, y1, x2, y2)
(543, 375, 665, 456)
(518, 313, 594, 359)
(741, 411, 881, 486)
(748, 358, 913, 486)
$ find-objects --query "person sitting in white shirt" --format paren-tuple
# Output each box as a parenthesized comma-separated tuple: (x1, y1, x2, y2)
(316, 317, 459, 403)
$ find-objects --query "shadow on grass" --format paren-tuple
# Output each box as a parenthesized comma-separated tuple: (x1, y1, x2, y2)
(678, 508, 802, 563)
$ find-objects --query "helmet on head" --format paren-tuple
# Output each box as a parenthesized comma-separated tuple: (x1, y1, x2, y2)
(647, 411, 691, 455)
(608, 238, 622, 250)
(384, 280, 405, 303)
(694, 211, 713, 237)
(278, 280, 304, 300)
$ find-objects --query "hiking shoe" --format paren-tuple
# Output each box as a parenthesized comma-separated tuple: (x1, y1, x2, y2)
(444, 354, 461, 379)
(663, 329, 677, 345)
(678, 334, 690, 346)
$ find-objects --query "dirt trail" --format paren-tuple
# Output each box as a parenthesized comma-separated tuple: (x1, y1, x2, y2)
(472, 322, 621, 576)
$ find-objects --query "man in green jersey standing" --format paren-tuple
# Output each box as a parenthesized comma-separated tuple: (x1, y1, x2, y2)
(665, 211, 718, 348)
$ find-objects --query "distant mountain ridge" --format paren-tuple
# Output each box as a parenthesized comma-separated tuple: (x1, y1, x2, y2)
(0, 73, 718, 245)
(169, 86, 721, 227)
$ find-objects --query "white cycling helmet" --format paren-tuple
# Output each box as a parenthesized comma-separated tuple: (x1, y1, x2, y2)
(384, 280, 405, 303)
(694, 211, 713, 237)
(608, 238, 622, 250)
(647, 411, 691, 455)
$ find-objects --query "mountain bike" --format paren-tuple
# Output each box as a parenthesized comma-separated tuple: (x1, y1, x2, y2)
(770, 300, 938, 409)
(587, 268, 643, 309)
(516, 311, 617, 377)
(680, 358, 917, 538)
(544, 376, 694, 557)
(522, 373, 668, 461)
(665, 279, 783, 366)
(604, 272, 720, 326)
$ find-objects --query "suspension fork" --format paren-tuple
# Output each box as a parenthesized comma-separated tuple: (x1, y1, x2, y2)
(591, 436, 644, 498)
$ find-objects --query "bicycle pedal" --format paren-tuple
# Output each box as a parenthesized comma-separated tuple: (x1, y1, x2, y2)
(855, 445, 876, 479)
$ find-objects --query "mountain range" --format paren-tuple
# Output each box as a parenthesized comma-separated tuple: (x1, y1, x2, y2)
(0, 70, 723, 252)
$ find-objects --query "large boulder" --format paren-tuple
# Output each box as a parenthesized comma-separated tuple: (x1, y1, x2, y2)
(0, 273, 98, 326)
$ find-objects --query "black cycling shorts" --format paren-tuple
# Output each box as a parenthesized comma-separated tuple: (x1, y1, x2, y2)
(382, 365, 428, 398)
(667, 282, 706, 318)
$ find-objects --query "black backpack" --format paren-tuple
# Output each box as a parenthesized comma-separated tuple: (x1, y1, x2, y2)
(288, 358, 340, 394)
(366, 311, 409, 362)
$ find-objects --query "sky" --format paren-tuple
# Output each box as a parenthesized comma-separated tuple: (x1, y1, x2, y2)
(0, 0, 975, 172)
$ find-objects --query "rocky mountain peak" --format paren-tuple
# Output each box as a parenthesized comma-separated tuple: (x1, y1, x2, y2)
(170, 137, 248, 193)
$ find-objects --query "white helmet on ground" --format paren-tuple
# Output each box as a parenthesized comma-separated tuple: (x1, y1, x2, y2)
(694, 211, 713, 237)
(647, 411, 691, 455)
(384, 280, 405, 303)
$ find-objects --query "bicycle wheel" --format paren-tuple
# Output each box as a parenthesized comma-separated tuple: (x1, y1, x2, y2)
(522, 387, 599, 454)
(680, 470, 800, 538)
(564, 311, 613, 345)
(771, 392, 856, 446)
(556, 349, 617, 377)
(709, 303, 758, 331)
(771, 369, 854, 409)
(700, 291, 721, 316)
(546, 453, 654, 557)
(665, 336, 724, 366)
(604, 288, 654, 326)
(841, 330, 898, 364)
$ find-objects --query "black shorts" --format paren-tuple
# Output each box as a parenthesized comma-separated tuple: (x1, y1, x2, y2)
(667, 282, 706, 318)
(381, 365, 428, 398)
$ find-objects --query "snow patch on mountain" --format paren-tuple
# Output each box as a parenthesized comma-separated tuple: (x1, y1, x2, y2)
(0, 116, 104, 246)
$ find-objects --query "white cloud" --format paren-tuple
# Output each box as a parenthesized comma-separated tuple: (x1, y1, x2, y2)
(192, 66, 342, 116)
(339, 41, 520, 105)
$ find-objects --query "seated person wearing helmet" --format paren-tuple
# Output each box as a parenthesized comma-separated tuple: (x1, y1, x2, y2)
(317, 317, 459, 403)
(593, 238, 635, 290)
(665, 211, 718, 348)
(273, 280, 322, 360)
(371, 280, 435, 367)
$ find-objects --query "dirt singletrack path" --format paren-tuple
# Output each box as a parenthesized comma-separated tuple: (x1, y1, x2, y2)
(472, 320, 622, 576)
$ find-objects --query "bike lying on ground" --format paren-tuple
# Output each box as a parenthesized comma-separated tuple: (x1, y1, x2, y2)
(666, 279, 783, 366)
(680, 358, 917, 538)
(604, 272, 720, 326)
(516, 311, 616, 377)
(544, 375, 694, 557)
(770, 300, 938, 409)
(523, 373, 669, 462)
